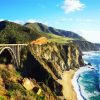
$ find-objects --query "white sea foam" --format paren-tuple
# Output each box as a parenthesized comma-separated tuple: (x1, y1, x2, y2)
(83, 51, 100, 59)
(83, 51, 100, 55)
(71, 66, 94, 100)
(78, 83, 100, 99)
(72, 51, 100, 100)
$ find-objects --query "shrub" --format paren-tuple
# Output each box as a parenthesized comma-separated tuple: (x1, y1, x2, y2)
(0, 96, 4, 100)
(37, 95, 45, 100)
(1, 69, 10, 80)
(7, 90, 14, 97)
(5, 82, 26, 95)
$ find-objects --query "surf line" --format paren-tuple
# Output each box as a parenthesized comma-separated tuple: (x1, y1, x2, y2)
(77, 74, 87, 100)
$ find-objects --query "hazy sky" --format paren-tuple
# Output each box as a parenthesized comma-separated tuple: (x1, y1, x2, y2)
(0, 0, 100, 43)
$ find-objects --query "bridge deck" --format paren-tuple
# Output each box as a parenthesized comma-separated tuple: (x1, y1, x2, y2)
(0, 44, 28, 46)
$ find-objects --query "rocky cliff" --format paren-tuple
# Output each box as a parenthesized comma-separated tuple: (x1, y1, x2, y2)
(29, 42, 84, 80)
(18, 41, 83, 98)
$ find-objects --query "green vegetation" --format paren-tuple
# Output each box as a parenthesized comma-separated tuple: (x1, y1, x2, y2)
(0, 20, 42, 44)
(0, 96, 4, 100)
(0, 20, 74, 44)
(6, 82, 27, 96)
(1, 69, 10, 80)
(24, 22, 49, 33)
(47, 33, 74, 44)
(0, 63, 58, 99)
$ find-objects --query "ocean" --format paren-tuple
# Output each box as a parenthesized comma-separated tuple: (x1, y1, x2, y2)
(72, 51, 100, 100)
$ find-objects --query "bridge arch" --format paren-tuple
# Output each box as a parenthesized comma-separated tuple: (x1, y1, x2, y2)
(0, 47, 18, 67)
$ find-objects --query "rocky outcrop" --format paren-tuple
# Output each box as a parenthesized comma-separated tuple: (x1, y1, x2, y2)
(19, 41, 84, 98)
(20, 47, 63, 96)
(22, 78, 35, 91)
(28, 42, 84, 81)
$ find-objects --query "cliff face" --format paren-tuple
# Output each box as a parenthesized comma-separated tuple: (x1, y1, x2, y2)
(20, 42, 84, 98)
(29, 42, 84, 80)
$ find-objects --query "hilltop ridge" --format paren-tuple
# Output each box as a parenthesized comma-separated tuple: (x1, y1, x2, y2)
(24, 22, 85, 40)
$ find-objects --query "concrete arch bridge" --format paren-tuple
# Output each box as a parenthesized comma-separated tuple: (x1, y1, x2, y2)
(0, 44, 28, 67)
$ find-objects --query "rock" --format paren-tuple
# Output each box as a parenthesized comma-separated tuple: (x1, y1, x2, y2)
(22, 78, 35, 91)
(33, 87, 42, 95)
(29, 42, 84, 79)
(30, 37, 48, 45)
(88, 62, 92, 66)
(37, 88, 42, 95)
(21, 42, 84, 96)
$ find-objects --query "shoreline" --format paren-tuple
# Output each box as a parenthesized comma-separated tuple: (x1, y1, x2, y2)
(71, 66, 95, 100)
(57, 66, 94, 100)
(57, 69, 77, 100)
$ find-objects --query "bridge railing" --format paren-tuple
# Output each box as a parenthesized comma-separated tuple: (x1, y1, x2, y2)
(0, 44, 28, 46)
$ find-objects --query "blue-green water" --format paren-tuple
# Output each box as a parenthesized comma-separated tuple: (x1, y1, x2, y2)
(78, 51, 100, 100)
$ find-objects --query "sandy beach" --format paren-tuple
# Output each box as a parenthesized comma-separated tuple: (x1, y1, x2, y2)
(57, 69, 77, 100)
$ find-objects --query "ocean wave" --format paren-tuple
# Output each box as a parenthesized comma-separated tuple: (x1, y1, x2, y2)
(73, 51, 100, 100)
(71, 66, 95, 100)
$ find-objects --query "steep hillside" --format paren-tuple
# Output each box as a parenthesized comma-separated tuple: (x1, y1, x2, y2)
(25, 22, 85, 40)
(25, 22, 100, 51)
(73, 40, 100, 51)
(18, 39, 84, 99)
(0, 20, 42, 43)
(0, 64, 60, 100)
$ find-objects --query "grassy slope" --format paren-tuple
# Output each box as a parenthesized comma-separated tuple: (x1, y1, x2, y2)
(24, 22, 49, 33)
(24, 22, 75, 44)
(24, 22, 84, 40)
(47, 33, 75, 44)
(0, 20, 74, 44)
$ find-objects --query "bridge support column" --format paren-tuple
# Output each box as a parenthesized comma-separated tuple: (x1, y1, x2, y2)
(17, 44, 20, 67)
